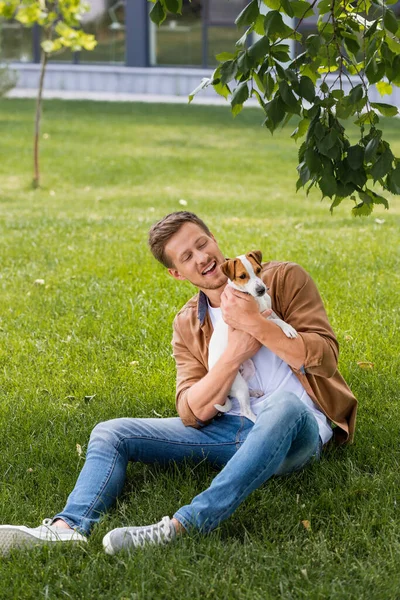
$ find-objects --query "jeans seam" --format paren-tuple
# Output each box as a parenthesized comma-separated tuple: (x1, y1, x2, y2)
(235, 418, 246, 450)
(206, 411, 310, 531)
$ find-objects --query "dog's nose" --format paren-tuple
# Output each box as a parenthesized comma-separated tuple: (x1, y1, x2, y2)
(256, 286, 266, 296)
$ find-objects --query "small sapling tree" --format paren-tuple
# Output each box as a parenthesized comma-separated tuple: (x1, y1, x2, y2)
(0, 0, 97, 187)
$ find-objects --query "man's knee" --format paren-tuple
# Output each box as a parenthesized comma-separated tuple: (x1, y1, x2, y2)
(89, 418, 135, 450)
(259, 390, 305, 420)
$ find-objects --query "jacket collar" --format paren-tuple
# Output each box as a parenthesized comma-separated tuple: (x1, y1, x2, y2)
(197, 290, 209, 325)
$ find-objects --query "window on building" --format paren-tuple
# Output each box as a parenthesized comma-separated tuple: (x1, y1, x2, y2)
(0, 19, 32, 62)
(80, 0, 126, 63)
(151, 0, 247, 67)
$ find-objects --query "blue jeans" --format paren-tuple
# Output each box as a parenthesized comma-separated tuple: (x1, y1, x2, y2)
(54, 391, 321, 535)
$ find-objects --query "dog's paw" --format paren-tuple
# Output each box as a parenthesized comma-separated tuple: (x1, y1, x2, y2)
(281, 323, 298, 338)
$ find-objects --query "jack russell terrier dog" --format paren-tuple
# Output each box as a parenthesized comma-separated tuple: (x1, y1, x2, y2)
(208, 250, 297, 423)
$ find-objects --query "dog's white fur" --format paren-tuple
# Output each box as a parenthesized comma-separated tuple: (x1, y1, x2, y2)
(208, 252, 297, 422)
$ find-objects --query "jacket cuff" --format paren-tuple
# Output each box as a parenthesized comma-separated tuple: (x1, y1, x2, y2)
(176, 390, 212, 428)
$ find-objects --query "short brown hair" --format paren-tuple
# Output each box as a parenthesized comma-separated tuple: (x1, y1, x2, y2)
(148, 211, 212, 268)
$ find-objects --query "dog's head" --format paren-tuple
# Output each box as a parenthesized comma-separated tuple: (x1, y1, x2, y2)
(220, 251, 266, 297)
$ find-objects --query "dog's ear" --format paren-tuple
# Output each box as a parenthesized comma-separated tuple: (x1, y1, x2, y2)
(247, 250, 262, 266)
(220, 258, 236, 281)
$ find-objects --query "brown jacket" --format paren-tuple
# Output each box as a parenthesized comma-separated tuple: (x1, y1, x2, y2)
(171, 261, 357, 444)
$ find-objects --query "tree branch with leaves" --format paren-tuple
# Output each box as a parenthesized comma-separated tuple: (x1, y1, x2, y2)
(150, 0, 400, 216)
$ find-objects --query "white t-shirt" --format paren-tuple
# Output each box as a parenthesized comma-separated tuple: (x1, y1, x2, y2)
(208, 304, 333, 445)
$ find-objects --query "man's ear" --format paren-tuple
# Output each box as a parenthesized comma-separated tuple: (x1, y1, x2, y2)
(167, 268, 186, 281)
(220, 258, 236, 281)
(247, 250, 262, 266)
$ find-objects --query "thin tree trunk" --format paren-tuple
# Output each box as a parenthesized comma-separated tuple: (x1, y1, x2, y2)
(33, 51, 48, 189)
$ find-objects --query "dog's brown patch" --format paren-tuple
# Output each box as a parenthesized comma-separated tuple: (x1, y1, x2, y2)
(221, 258, 250, 287)
(246, 250, 263, 275)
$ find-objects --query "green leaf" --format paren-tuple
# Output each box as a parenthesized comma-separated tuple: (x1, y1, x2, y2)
(317, 0, 331, 15)
(248, 36, 270, 61)
(237, 51, 255, 73)
(365, 136, 381, 163)
(319, 173, 338, 198)
(264, 73, 276, 99)
(235, 0, 259, 27)
(344, 36, 361, 56)
(149, 1, 166, 25)
(369, 190, 389, 208)
(297, 161, 311, 185)
(220, 60, 238, 85)
(290, 0, 314, 18)
(279, 80, 300, 113)
(349, 84, 363, 104)
(354, 111, 379, 126)
(216, 52, 235, 62)
(280, 0, 294, 17)
(383, 9, 399, 35)
(262, 0, 280, 9)
(305, 35, 321, 58)
(264, 10, 292, 38)
(314, 122, 326, 141)
(370, 102, 398, 117)
(347, 145, 364, 170)
(299, 76, 315, 102)
(264, 96, 286, 132)
(231, 81, 249, 107)
(305, 147, 322, 174)
(365, 20, 378, 38)
(386, 35, 400, 55)
(386, 165, 400, 194)
(164, 0, 180, 12)
(352, 202, 374, 217)
(365, 59, 386, 85)
(232, 103, 244, 117)
(370, 147, 394, 181)
(291, 117, 310, 141)
(376, 81, 393, 96)
(253, 14, 266, 35)
(213, 80, 231, 100)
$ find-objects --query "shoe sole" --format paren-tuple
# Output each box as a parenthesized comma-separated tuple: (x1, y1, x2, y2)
(0, 527, 47, 555)
(0, 526, 87, 555)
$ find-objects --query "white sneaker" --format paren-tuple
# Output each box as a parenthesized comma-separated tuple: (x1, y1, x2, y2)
(0, 519, 87, 554)
(103, 516, 176, 555)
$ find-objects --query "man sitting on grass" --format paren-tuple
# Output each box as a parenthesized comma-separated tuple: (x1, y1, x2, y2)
(0, 211, 357, 555)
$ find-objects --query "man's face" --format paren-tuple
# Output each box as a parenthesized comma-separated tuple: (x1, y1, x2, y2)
(165, 222, 227, 293)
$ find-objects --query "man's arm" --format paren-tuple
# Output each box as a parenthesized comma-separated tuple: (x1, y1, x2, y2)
(220, 263, 339, 379)
(172, 316, 264, 426)
(185, 327, 262, 422)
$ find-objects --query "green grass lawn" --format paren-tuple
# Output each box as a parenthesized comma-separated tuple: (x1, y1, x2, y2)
(0, 98, 400, 599)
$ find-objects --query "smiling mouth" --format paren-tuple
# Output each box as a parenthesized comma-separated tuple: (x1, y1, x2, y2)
(201, 260, 217, 275)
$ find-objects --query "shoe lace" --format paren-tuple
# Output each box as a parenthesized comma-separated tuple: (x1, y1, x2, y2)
(129, 517, 172, 546)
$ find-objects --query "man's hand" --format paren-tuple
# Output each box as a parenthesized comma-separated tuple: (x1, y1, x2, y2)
(221, 286, 272, 333)
(224, 326, 262, 367)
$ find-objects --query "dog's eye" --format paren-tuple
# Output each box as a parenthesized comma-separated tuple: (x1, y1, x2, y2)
(256, 269, 261, 274)
(239, 274, 247, 279)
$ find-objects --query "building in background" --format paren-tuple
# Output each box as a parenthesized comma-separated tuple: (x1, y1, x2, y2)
(1, 0, 400, 102)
